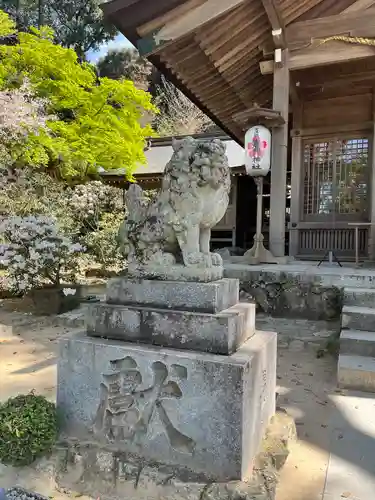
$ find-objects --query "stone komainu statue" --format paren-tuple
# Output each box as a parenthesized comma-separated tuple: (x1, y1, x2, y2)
(118, 137, 231, 281)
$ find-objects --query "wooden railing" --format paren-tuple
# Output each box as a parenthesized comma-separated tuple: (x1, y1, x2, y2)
(298, 226, 368, 258)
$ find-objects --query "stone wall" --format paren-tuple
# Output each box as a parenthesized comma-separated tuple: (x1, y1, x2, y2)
(225, 268, 343, 320)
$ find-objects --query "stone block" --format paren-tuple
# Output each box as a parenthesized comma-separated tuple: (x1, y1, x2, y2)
(86, 302, 255, 355)
(338, 354, 375, 392)
(340, 329, 375, 358)
(343, 287, 375, 308)
(57, 330, 277, 481)
(341, 305, 375, 332)
(106, 278, 239, 313)
(127, 263, 224, 283)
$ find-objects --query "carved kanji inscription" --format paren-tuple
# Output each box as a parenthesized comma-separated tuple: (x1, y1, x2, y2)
(92, 357, 195, 454)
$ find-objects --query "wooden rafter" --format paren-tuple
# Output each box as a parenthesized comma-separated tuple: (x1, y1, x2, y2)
(104, 0, 375, 144)
(102, 0, 186, 29)
(135, 0, 247, 56)
(343, 0, 375, 13)
(102, 0, 138, 17)
(137, 0, 207, 37)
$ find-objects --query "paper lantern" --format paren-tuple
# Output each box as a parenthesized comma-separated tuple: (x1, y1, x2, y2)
(244, 125, 271, 176)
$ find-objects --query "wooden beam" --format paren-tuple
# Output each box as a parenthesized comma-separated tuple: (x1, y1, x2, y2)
(136, 0, 247, 56)
(343, 0, 375, 13)
(297, 70, 375, 90)
(260, 0, 286, 47)
(291, 122, 373, 137)
(102, 0, 185, 27)
(138, 0, 207, 37)
(260, 60, 273, 75)
(289, 42, 375, 71)
(260, 41, 375, 74)
(286, 7, 375, 44)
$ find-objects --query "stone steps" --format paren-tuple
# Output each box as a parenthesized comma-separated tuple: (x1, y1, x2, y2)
(343, 287, 375, 308)
(341, 305, 375, 332)
(338, 288, 375, 391)
(340, 330, 375, 357)
(338, 354, 375, 392)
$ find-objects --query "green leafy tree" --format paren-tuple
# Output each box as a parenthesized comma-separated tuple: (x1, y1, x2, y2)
(0, 0, 117, 59)
(97, 48, 152, 90)
(45, 0, 117, 61)
(0, 10, 157, 180)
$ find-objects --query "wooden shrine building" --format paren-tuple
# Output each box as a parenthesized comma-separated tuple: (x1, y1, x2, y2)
(103, 0, 375, 261)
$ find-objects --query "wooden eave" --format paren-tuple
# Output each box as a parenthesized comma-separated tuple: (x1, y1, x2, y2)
(102, 0, 375, 145)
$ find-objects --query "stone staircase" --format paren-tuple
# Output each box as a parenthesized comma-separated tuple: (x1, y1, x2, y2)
(338, 287, 375, 392)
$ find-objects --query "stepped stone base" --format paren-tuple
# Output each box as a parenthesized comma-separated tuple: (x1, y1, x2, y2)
(86, 301, 255, 355)
(57, 331, 277, 482)
(107, 277, 239, 313)
(87, 277, 254, 355)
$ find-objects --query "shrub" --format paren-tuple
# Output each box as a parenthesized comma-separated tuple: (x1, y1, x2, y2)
(69, 181, 124, 268)
(0, 393, 58, 466)
(83, 212, 123, 268)
(0, 215, 84, 293)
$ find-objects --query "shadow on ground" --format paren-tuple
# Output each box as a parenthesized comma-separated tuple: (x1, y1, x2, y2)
(276, 329, 375, 500)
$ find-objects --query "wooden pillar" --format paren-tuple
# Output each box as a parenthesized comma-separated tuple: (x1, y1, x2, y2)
(231, 175, 238, 248)
(269, 53, 289, 257)
(289, 102, 303, 257)
(369, 89, 375, 260)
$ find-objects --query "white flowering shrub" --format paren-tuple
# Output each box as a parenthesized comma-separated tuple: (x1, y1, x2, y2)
(0, 82, 52, 169)
(0, 82, 50, 140)
(0, 215, 84, 293)
(69, 181, 123, 222)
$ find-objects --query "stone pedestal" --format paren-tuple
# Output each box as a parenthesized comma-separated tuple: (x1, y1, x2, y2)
(56, 276, 277, 495)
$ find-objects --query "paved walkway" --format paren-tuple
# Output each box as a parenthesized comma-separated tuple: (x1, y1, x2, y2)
(323, 391, 375, 500)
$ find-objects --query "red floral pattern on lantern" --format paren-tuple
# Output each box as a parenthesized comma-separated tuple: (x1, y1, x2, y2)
(247, 130, 268, 159)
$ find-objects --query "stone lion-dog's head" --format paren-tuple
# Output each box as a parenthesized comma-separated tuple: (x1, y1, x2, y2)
(161, 136, 231, 194)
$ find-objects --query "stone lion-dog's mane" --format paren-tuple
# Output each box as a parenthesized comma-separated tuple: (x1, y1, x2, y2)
(162, 138, 230, 195)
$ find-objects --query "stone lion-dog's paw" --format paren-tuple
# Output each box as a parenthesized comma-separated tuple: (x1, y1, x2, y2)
(210, 252, 223, 267)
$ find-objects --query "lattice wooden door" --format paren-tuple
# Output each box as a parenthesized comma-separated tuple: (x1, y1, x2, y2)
(300, 136, 370, 256)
